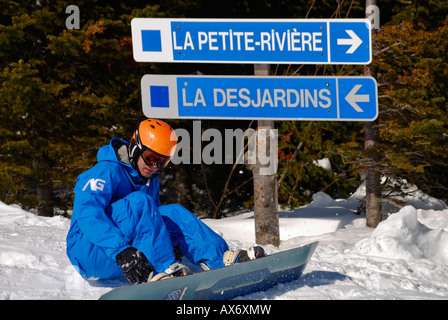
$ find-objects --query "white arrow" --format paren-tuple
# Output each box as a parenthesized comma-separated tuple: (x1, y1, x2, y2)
(345, 84, 369, 112)
(337, 30, 362, 54)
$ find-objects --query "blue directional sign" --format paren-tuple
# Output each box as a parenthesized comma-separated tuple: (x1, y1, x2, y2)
(141, 75, 378, 121)
(131, 18, 372, 64)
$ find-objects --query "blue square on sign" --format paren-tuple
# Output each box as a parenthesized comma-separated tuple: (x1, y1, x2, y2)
(150, 86, 169, 108)
(141, 30, 162, 52)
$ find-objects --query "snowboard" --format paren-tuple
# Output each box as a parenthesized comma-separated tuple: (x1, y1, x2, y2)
(99, 241, 318, 300)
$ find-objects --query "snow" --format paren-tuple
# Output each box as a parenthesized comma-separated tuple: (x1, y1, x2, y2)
(1, 187, 448, 300)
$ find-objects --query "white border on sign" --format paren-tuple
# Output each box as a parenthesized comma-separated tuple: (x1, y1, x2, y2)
(141, 74, 179, 119)
(141, 75, 378, 121)
(131, 18, 174, 62)
(131, 18, 372, 65)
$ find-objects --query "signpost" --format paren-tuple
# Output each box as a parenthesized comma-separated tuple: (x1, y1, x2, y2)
(141, 74, 378, 121)
(131, 16, 377, 247)
(131, 18, 372, 64)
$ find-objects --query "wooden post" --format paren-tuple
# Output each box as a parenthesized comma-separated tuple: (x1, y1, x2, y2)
(252, 64, 280, 246)
(364, 0, 381, 227)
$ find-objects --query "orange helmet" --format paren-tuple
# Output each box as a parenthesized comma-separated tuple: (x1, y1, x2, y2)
(129, 119, 177, 170)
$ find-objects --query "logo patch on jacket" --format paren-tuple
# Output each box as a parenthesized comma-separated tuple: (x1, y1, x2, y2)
(82, 179, 106, 192)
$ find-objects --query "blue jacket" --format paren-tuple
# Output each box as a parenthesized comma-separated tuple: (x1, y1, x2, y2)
(66, 138, 160, 261)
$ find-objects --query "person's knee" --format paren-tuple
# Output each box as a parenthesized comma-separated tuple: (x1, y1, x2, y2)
(127, 191, 158, 213)
(126, 191, 155, 205)
(109, 191, 158, 229)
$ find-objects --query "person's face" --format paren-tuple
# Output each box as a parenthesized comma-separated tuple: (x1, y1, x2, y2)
(137, 155, 158, 178)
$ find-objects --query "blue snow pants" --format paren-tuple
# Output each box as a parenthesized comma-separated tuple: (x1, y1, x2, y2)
(67, 191, 228, 280)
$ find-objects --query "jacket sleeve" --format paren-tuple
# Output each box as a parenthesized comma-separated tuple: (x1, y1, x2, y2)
(72, 164, 130, 260)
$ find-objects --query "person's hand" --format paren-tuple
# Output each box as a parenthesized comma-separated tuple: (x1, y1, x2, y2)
(116, 247, 154, 284)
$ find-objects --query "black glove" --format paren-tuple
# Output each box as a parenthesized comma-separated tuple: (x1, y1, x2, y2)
(116, 247, 154, 284)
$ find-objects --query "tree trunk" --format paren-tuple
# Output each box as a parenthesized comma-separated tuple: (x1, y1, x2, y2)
(33, 152, 54, 217)
(37, 180, 54, 217)
(252, 64, 280, 247)
(364, 120, 382, 227)
(364, 0, 381, 227)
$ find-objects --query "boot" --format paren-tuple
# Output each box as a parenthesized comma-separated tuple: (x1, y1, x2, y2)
(223, 246, 265, 266)
(148, 262, 190, 282)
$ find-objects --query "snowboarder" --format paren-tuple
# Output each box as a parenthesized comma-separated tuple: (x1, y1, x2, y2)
(66, 119, 263, 284)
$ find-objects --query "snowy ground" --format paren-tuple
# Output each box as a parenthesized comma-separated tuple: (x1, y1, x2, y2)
(1, 185, 448, 300)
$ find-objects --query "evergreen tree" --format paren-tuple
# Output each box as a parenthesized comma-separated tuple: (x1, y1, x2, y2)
(2, 0, 447, 218)
(371, 18, 448, 200)
(0, 1, 164, 215)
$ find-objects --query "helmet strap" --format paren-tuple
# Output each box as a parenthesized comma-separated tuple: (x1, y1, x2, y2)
(128, 140, 140, 167)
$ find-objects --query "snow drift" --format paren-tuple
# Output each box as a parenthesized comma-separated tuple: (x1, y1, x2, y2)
(355, 206, 448, 265)
(1, 187, 448, 299)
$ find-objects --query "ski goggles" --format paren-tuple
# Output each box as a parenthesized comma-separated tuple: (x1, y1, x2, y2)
(141, 147, 171, 170)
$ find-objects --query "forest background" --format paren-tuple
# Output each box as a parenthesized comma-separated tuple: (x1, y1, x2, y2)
(1, 0, 447, 219)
